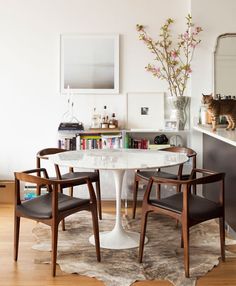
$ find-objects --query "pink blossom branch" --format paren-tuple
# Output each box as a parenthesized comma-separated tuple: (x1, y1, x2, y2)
(136, 14, 202, 97)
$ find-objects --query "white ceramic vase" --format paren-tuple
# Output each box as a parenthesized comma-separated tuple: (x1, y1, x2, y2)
(168, 96, 190, 130)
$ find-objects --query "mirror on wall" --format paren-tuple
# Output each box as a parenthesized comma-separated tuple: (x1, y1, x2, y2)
(60, 34, 119, 94)
(214, 33, 236, 97)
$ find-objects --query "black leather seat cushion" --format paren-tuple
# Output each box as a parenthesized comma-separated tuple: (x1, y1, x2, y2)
(137, 170, 191, 181)
(16, 193, 90, 219)
(150, 193, 222, 221)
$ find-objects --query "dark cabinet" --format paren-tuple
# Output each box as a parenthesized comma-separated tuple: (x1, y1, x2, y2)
(203, 133, 236, 231)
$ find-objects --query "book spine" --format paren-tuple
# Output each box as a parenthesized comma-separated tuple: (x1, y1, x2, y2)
(76, 135, 81, 150)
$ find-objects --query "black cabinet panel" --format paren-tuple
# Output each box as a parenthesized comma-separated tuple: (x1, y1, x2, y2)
(203, 133, 236, 231)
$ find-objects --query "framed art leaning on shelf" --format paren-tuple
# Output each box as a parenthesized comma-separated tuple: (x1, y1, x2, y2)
(126, 92, 165, 130)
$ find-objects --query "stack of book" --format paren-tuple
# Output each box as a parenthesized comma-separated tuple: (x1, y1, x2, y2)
(148, 144, 171, 150)
(79, 135, 102, 150)
(125, 137, 149, 149)
(58, 122, 84, 150)
(58, 136, 77, 150)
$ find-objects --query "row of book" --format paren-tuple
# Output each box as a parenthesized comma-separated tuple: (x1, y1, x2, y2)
(58, 136, 77, 150)
(58, 134, 123, 150)
(124, 135, 171, 150)
(127, 138, 149, 149)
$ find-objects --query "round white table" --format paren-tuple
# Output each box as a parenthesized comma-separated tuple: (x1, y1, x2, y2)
(49, 148, 188, 249)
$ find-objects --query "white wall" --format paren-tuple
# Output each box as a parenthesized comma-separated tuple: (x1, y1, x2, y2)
(0, 0, 188, 180)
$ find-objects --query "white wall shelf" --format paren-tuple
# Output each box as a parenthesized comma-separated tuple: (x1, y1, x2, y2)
(193, 124, 236, 147)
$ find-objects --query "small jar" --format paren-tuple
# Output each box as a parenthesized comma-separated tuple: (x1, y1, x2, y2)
(101, 123, 109, 128)
(109, 113, 118, 128)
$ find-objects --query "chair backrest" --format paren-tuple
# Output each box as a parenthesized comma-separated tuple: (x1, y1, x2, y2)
(36, 148, 68, 194)
(15, 168, 95, 208)
(148, 168, 225, 203)
(161, 146, 197, 168)
(15, 168, 53, 206)
(36, 148, 67, 167)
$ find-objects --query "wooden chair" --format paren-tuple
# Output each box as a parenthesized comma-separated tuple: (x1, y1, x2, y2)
(14, 168, 100, 277)
(132, 146, 197, 219)
(36, 148, 102, 220)
(139, 168, 225, 277)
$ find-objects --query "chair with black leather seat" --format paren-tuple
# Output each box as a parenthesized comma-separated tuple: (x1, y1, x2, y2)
(14, 168, 100, 276)
(132, 146, 197, 219)
(36, 148, 102, 220)
(138, 168, 225, 278)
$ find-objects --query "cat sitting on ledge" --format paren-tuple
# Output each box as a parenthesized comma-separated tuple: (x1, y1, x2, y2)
(202, 93, 236, 132)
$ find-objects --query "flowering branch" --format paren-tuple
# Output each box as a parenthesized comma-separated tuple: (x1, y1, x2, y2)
(136, 14, 202, 97)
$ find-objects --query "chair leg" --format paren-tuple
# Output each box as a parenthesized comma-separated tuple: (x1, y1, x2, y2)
(95, 181, 102, 220)
(182, 222, 190, 278)
(192, 184, 197, 195)
(51, 223, 59, 277)
(61, 219, 66, 231)
(175, 184, 181, 228)
(14, 216, 20, 261)
(69, 186, 73, 197)
(59, 186, 66, 231)
(91, 205, 101, 262)
(132, 176, 139, 219)
(139, 210, 149, 263)
(219, 217, 225, 261)
(180, 226, 184, 248)
(156, 184, 161, 199)
(176, 184, 182, 193)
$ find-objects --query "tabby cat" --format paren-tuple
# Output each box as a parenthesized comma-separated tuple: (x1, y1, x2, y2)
(202, 93, 236, 131)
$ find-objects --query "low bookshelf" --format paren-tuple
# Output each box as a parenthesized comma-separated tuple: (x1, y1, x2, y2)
(58, 128, 123, 150)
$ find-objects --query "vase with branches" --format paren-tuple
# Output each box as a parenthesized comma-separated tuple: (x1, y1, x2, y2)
(136, 14, 202, 129)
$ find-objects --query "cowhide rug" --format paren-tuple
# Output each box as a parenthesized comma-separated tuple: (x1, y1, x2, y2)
(32, 211, 236, 286)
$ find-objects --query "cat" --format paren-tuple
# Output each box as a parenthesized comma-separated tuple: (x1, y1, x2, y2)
(202, 93, 236, 131)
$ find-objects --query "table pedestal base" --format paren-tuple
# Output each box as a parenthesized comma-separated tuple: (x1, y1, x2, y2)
(90, 169, 148, 249)
(89, 228, 148, 249)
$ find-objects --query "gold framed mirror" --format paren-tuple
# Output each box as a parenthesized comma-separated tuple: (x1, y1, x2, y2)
(214, 33, 236, 98)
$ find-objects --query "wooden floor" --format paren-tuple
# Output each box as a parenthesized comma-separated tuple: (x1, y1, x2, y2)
(1, 202, 236, 286)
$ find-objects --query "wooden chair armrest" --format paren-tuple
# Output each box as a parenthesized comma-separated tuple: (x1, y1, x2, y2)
(37, 154, 49, 160)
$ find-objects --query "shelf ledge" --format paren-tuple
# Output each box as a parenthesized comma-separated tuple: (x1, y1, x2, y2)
(193, 124, 236, 147)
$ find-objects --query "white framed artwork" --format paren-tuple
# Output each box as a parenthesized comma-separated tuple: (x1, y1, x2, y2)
(126, 92, 165, 130)
(60, 34, 119, 94)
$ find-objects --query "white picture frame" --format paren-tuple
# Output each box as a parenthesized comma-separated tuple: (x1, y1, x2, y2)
(60, 34, 119, 94)
(164, 119, 178, 131)
(126, 92, 164, 130)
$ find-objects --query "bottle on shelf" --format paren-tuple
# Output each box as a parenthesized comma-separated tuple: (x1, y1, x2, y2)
(109, 113, 118, 129)
(91, 107, 101, 129)
(101, 105, 109, 128)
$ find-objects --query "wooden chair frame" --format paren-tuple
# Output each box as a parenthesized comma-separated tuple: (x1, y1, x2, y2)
(139, 168, 225, 277)
(132, 146, 197, 219)
(36, 148, 102, 220)
(14, 168, 101, 276)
